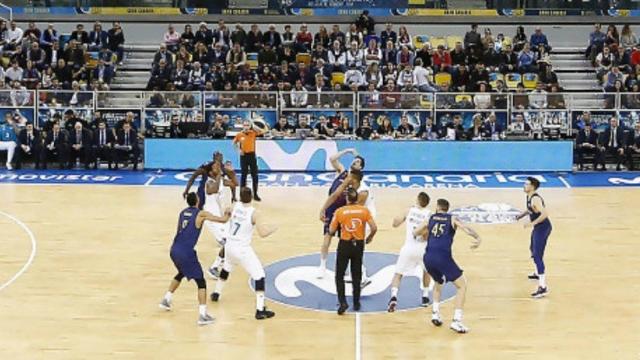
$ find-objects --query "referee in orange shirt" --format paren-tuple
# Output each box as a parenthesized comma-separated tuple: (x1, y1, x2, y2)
(233, 120, 267, 201)
(329, 188, 378, 314)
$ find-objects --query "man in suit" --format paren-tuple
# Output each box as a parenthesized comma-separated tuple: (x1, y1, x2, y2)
(625, 122, 640, 171)
(41, 121, 69, 169)
(15, 122, 42, 170)
(92, 121, 115, 170)
(68, 121, 92, 169)
(598, 117, 626, 171)
(482, 113, 504, 140)
(575, 122, 600, 170)
(115, 122, 140, 170)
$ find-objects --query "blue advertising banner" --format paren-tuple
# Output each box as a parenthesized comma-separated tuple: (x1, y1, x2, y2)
(144, 139, 573, 172)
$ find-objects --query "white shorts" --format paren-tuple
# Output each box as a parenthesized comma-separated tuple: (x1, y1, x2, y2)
(204, 220, 228, 246)
(395, 244, 425, 276)
(223, 245, 265, 280)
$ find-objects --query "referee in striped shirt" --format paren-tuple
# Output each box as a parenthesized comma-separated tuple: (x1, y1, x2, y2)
(233, 120, 268, 201)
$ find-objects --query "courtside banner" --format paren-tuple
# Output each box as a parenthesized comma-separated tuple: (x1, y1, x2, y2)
(144, 139, 573, 172)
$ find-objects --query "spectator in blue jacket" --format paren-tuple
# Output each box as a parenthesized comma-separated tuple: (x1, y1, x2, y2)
(530, 27, 551, 53)
(0, 112, 19, 169)
(518, 43, 537, 73)
(587, 24, 607, 65)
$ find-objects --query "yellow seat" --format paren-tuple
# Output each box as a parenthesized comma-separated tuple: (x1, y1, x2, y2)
(434, 72, 452, 87)
(412, 35, 429, 49)
(419, 94, 433, 109)
(455, 94, 472, 103)
(489, 72, 505, 89)
(247, 52, 259, 70)
(430, 36, 447, 49)
(523, 73, 538, 89)
(295, 53, 311, 66)
(506, 73, 522, 90)
(331, 72, 345, 87)
(446, 35, 463, 50)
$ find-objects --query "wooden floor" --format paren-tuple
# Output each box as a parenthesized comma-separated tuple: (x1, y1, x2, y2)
(0, 184, 639, 359)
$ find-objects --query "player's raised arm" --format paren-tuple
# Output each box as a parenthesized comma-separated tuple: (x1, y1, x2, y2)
(525, 196, 549, 228)
(253, 210, 278, 238)
(329, 148, 358, 173)
(452, 217, 481, 249)
(183, 167, 205, 198)
(319, 174, 353, 221)
(392, 210, 408, 228)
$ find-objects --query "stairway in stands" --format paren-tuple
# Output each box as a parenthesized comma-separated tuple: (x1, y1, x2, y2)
(110, 44, 157, 90)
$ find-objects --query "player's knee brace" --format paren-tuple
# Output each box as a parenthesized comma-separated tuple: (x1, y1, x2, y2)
(174, 273, 185, 281)
(255, 278, 265, 292)
(195, 278, 206, 289)
(219, 269, 230, 280)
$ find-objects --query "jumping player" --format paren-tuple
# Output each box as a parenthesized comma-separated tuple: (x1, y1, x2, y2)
(516, 177, 552, 298)
(159, 192, 230, 326)
(210, 187, 277, 320)
(387, 192, 434, 312)
(415, 199, 481, 334)
(203, 162, 233, 279)
(183, 151, 238, 210)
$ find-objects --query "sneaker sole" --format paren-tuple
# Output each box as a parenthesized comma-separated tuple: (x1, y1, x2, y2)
(158, 304, 171, 311)
(431, 319, 442, 327)
(450, 326, 468, 334)
(207, 269, 219, 280)
(532, 291, 549, 299)
(198, 320, 215, 326)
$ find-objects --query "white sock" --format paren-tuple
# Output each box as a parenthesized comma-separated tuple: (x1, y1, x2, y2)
(199, 304, 207, 316)
(428, 279, 435, 292)
(256, 292, 265, 311)
(320, 258, 327, 270)
(539, 274, 546, 288)
(164, 291, 173, 302)
(211, 256, 222, 269)
(391, 287, 398, 298)
(422, 286, 430, 298)
(432, 302, 440, 313)
(453, 309, 463, 322)
(215, 279, 226, 294)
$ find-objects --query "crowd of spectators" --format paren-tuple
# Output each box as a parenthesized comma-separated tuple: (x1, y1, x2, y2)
(0, 20, 124, 94)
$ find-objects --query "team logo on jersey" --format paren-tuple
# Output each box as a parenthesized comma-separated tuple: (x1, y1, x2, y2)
(254, 252, 456, 313)
(451, 203, 521, 224)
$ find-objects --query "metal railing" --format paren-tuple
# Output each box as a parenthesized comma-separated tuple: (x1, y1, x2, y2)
(0, 89, 637, 138)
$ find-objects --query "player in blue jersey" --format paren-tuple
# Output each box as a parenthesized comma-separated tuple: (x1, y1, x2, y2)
(516, 177, 552, 298)
(159, 192, 231, 326)
(317, 148, 366, 279)
(415, 199, 481, 334)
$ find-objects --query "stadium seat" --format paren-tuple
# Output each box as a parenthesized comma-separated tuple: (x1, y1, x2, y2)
(412, 35, 429, 49)
(455, 94, 472, 103)
(296, 53, 311, 66)
(247, 52, 259, 69)
(430, 36, 447, 49)
(446, 35, 463, 50)
(506, 73, 522, 90)
(86, 52, 100, 69)
(489, 72, 505, 89)
(331, 72, 345, 86)
(523, 73, 538, 89)
(434, 72, 452, 87)
(364, 35, 380, 47)
(420, 94, 433, 109)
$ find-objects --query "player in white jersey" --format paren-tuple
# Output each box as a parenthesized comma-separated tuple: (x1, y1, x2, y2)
(320, 169, 374, 286)
(203, 161, 238, 279)
(387, 192, 435, 312)
(210, 187, 277, 320)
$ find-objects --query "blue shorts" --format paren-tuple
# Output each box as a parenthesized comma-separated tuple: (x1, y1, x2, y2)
(423, 251, 463, 284)
(323, 206, 338, 235)
(530, 222, 552, 259)
(170, 248, 204, 280)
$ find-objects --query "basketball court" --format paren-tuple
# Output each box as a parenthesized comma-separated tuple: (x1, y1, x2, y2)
(1, 175, 639, 359)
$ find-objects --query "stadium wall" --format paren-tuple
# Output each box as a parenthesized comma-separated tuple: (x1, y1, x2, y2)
(144, 139, 574, 172)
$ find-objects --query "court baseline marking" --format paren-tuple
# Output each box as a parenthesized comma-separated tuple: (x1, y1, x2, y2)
(0, 211, 37, 292)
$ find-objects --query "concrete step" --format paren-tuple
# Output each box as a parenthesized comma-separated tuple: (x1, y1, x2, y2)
(551, 59, 592, 68)
(119, 64, 152, 71)
(125, 44, 160, 52)
(112, 77, 149, 85)
(110, 83, 147, 90)
(557, 72, 597, 80)
(124, 58, 153, 65)
(550, 53, 587, 61)
(127, 54, 156, 61)
(552, 47, 585, 54)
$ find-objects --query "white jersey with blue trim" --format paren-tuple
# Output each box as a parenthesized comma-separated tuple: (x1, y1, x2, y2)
(358, 181, 376, 217)
(405, 206, 431, 247)
(227, 202, 256, 247)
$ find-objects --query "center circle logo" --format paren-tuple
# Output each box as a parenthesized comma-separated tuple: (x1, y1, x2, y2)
(451, 203, 521, 224)
(255, 252, 456, 313)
